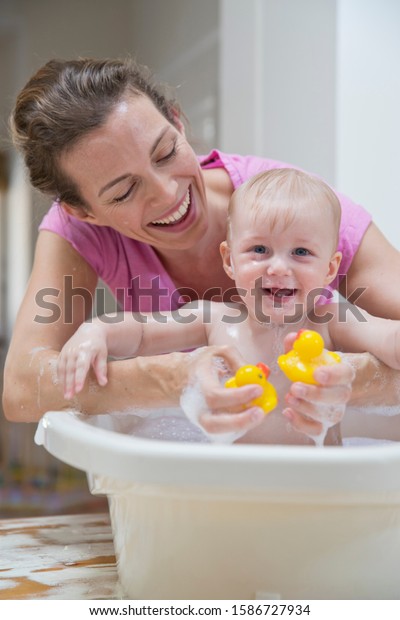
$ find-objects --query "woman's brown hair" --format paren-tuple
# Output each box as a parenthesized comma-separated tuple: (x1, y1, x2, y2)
(11, 58, 180, 210)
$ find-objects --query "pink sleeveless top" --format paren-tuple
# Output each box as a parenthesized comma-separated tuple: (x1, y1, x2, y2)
(39, 150, 372, 312)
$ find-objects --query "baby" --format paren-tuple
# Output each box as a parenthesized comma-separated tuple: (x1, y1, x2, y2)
(57, 169, 400, 445)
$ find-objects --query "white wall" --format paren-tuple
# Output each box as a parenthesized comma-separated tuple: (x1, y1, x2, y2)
(336, 0, 400, 249)
(219, 0, 336, 183)
(219, 0, 400, 250)
(131, 0, 219, 152)
(0, 0, 135, 336)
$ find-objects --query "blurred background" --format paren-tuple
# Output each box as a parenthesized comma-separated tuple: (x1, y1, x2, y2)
(0, 0, 399, 517)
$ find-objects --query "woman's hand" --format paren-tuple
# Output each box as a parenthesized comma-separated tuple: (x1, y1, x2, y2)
(57, 322, 109, 399)
(180, 345, 266, 442)
(281, 333, 354, 441)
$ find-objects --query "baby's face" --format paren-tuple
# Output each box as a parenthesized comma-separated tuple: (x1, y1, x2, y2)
(223, 206, 341, 325)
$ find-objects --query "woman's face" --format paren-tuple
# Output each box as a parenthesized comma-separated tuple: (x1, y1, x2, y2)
(60, 95, 209, 251)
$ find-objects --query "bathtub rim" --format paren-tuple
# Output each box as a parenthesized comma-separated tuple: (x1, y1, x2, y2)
(34, 410, 400, 495)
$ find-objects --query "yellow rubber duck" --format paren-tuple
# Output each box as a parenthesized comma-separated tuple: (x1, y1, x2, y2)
(277, 329, 341, 385)
(225, 362, 278, 415)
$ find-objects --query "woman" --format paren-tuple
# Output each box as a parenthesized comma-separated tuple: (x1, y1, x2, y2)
(3, 58, 400, 439)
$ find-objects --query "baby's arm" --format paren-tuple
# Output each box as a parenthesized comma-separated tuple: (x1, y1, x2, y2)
(57, 312, 145, 399)
(57, 303, 209, 399)
(327, 301, 400, 369)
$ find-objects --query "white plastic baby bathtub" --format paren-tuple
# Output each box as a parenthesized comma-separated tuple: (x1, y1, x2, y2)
(35, 410, 400, 600)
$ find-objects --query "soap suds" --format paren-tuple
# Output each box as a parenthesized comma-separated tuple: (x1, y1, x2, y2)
(180, 381, 246, 444)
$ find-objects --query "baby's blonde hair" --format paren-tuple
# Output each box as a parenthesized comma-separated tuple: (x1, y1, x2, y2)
(228, 168, 341, 249)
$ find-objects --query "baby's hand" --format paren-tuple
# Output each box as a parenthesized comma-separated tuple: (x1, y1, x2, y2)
(57, 322, 109, 399)
(281, 332, 354, 443)
(180, 345, 265, 443)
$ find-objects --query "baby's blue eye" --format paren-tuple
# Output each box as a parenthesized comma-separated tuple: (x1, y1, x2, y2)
(294, 247, 310, 256)
(253, 245, 267, 254)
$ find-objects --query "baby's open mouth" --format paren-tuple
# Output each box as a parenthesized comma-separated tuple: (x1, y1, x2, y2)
(264, 288, 297, 299)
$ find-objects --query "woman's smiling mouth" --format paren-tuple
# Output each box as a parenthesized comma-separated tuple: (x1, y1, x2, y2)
(151, 189, 191, 226)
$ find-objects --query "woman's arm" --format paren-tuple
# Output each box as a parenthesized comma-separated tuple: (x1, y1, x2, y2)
(57, 303, 211, 399)
(326, 301, 400, 370)
(2, 232, 263, 428)
(3, 230, 98, 421)
(341, 222, 400, 319)
(341, 352, 400, 441)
